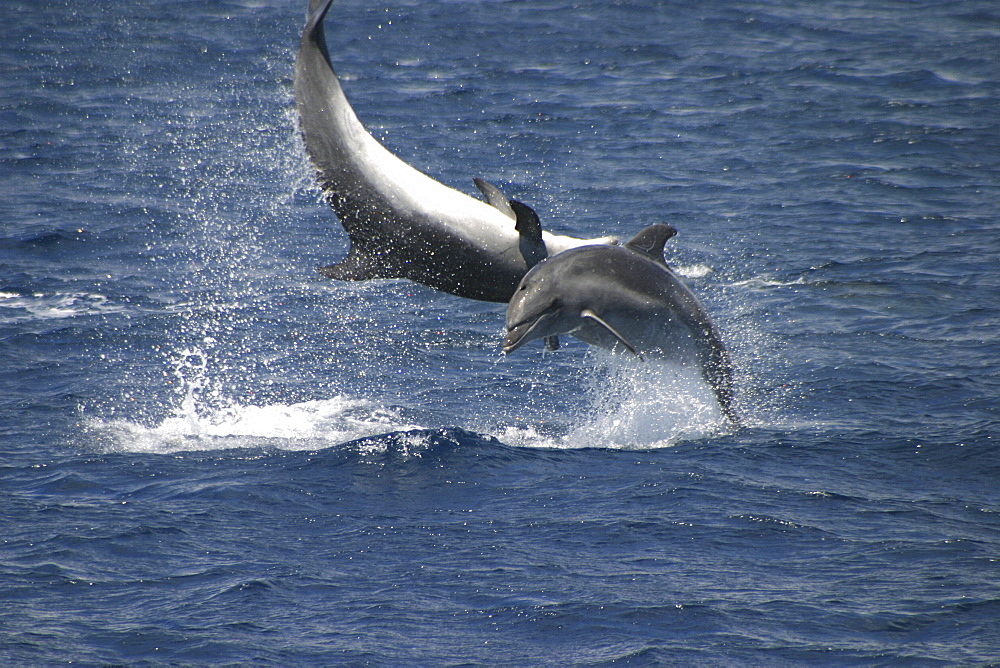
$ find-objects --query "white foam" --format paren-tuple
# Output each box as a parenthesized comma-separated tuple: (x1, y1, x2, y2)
(732, 275, 807, 289)
(0, 292, 123, 323)
(86, 346, 424, 454)
(89, 394, 423, 454)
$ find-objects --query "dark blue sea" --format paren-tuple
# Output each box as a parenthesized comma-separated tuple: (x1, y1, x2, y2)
(3, 0, 999, 664)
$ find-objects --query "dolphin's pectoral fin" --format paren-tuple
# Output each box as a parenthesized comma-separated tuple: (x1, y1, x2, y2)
(625, 224, 678, 266)
(580, 309, 645, 361)
(318, 239, 394, 281)
(544, 336, 560, 351)
(473, 178, 516, 220)
(318, 259, 380, 281)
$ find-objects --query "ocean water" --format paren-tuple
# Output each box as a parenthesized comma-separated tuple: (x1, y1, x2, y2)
(2, 0, 999, 663)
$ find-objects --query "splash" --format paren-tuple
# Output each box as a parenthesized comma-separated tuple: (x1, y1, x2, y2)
(86, 346, 424, 454)
(499, 352, 727, 450)
(87, 342, 730, 454)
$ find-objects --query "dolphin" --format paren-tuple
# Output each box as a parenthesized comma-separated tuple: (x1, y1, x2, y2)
(294, 0, 615, 302)
(503, 224, 739, 424)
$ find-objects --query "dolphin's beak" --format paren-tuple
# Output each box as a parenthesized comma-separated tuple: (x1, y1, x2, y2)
(503, 311, 556, 354)
(502, 321, 535, 354)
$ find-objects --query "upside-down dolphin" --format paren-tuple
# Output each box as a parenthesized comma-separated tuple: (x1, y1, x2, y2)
(294, 0, 615, 302)
(503, 224, 739, 424)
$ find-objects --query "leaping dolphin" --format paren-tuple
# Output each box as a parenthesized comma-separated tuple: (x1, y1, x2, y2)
(294, 0, 616, 302)
(503, 224, 740, 425)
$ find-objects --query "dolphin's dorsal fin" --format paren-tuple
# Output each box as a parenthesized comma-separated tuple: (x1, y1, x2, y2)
(580, 309, 645, 361)
(473, 178, 516, 220)
(625, 223, 677, 265)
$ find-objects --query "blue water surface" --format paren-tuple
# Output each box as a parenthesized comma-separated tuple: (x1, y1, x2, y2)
(2, 0, 999, 663)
